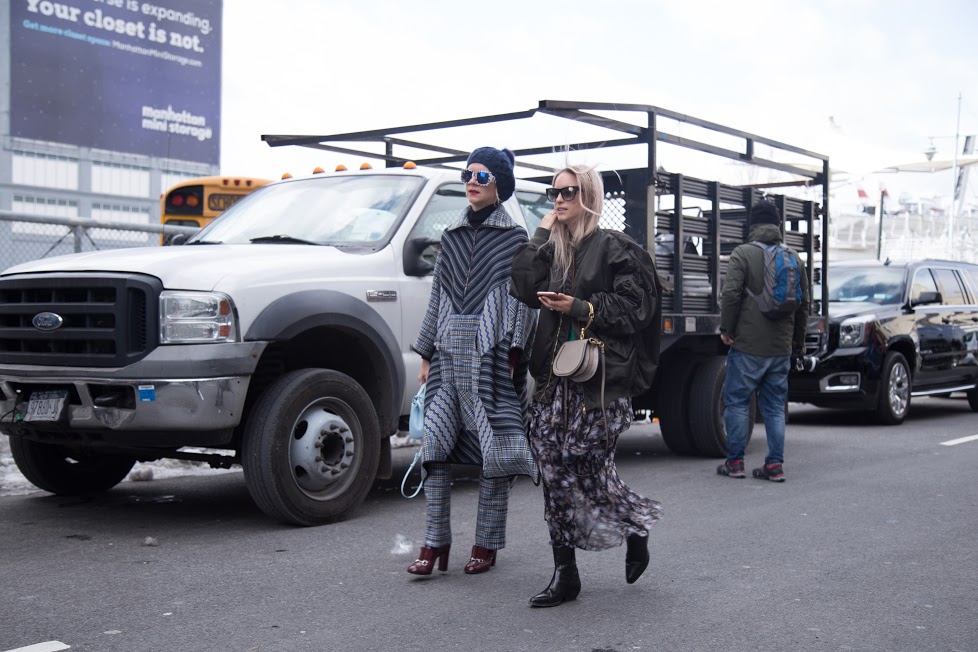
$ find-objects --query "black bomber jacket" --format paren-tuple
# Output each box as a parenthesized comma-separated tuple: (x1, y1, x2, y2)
(510, 227, 662, 408)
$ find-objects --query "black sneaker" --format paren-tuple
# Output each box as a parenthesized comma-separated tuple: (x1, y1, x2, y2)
(717, 459, 745, 478)
(753, 463, 785, 482)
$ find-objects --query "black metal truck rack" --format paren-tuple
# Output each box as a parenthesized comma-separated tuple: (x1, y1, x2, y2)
(263, 100, 830, 457)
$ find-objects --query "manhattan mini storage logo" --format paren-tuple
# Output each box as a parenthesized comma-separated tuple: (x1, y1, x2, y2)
(141, 105, 213, 142)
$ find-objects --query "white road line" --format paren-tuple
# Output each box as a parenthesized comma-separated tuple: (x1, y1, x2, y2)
(2, 643, 70, 652)
(940, 434, 978, 446)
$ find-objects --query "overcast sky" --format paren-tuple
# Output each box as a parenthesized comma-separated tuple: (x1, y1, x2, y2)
(220, 0, 978, 206)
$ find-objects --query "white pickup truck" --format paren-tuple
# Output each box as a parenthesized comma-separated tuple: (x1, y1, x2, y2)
(0, 165, 549, 524)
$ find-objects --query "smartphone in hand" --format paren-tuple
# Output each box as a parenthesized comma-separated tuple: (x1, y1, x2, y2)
(536, 291, 559, 298)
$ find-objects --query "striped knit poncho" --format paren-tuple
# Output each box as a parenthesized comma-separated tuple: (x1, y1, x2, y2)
(412, 205, 538, 480)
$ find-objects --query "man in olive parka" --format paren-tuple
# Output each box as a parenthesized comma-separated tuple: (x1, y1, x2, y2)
(718, 200, 809, 482)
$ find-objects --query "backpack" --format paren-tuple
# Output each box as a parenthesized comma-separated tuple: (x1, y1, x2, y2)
(747, 241, 802, 320)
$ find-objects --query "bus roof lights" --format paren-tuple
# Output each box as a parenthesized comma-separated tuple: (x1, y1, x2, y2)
(403, 161, 417, 169)
(313, 167, 325, 174)
(335, 164, 348, 172)
(360, 162, 372, 170)
(281, 173, 293, 179)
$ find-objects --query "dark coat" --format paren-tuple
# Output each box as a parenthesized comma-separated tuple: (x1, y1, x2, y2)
(510, 227, 662, 408)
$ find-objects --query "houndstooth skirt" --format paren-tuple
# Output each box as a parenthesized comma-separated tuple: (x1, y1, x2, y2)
(527, 379, 663, 550)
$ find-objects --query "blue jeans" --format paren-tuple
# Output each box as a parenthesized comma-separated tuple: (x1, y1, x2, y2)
(723, 348, 790, 465)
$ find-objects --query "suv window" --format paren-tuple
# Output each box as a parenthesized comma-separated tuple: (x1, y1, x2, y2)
(932, 268, 967, 305)
(910, 268, 939, 303)
(963, 268, 978, 303)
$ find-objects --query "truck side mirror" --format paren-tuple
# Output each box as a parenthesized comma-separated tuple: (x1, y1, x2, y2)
(164, 233, 188, 246)
(403, 237, 439, 276)
(911, 290, 942, 306)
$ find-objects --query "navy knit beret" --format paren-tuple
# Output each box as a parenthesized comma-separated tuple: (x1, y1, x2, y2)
(749, 200, 782, 226)
(466, 147, 516, 202)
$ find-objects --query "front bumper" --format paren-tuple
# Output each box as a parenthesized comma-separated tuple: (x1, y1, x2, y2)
(789, 346, 885, 410)
(0, 342, 265, 436)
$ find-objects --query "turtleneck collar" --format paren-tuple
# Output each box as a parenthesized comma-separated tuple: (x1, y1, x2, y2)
(468, 203, 496, 228)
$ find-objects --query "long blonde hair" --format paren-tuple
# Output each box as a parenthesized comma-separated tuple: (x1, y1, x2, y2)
(550, 165, 603, 287)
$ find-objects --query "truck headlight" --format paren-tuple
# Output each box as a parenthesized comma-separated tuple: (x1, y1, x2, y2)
(838, 315, 875, 348)
(160, 291, 238, 343)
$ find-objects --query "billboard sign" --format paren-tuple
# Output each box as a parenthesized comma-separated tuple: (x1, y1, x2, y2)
(9, 0, 222, 164)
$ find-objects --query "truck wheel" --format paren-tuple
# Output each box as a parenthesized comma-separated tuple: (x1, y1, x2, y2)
(242, 369, 380, 526)
(966, 386, 978, 412)
(874, 351, 910, 425)
(688, 356, 754, 458)
(9, 439, 135, 494)
(656, 356, 699, 455)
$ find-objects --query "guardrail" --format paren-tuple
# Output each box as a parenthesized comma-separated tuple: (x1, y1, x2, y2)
(0, 211, 199, 271)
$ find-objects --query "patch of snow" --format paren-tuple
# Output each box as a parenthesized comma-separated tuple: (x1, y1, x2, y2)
(1, 434, 419, 497)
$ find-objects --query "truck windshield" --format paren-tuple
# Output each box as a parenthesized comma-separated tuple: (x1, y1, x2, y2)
(816, 266, 907, 304)
(189, 175, 424, 246)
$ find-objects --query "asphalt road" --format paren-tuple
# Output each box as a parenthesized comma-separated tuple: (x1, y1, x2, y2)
(1, 399, 976, 652)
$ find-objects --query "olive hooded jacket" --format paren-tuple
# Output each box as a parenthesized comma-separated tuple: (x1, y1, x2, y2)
(719, 223, 810, 356)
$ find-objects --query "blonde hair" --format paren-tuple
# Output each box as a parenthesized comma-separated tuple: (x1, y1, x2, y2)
(549, 165, 603, 286)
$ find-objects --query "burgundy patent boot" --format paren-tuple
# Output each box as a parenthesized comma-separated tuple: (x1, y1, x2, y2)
(463, 545, 497, 574)
(407, 545, 450, 576)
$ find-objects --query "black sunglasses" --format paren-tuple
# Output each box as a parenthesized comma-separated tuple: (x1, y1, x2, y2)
(546, 186, 580, 202)
(461, 169, 495, 186)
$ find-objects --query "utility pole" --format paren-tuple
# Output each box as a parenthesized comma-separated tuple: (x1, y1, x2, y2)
(948, 92, 962, 259)
(876, 189, 885, 260)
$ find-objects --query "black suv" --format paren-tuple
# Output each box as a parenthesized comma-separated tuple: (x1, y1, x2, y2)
(790, 259, 978, 424)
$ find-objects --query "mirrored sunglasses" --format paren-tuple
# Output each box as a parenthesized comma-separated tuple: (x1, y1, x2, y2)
(461, 169, 495, 186)
(546, 185, 580, 202)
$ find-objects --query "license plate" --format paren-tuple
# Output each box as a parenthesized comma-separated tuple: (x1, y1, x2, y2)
(24, 390, 68, 422)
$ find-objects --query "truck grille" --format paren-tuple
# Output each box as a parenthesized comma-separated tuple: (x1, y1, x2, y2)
(0, 274, 162, 367)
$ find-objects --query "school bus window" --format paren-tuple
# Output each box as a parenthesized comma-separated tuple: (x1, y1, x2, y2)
(161, 176, 271, 244)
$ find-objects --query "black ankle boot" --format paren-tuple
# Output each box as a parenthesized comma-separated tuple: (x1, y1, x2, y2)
(529, 545, 581, 608)
(625, 531, 649, 584)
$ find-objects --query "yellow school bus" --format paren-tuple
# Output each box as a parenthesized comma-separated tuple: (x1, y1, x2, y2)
(161, 175, 271, 243)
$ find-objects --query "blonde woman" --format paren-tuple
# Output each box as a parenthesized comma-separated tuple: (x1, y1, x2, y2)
(510, 165, 663, 607)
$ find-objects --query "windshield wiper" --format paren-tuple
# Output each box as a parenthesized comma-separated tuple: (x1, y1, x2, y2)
(186, 240, 223, 245)
(250, 235, 320, 245)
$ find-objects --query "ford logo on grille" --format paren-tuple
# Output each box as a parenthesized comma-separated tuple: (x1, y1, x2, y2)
(32, 312, 64, 331)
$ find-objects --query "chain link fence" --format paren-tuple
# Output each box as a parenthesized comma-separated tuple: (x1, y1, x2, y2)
(0, 212, 198, 271)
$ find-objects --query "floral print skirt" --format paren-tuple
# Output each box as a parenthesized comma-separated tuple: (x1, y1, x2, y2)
(527, 380, 663, 550)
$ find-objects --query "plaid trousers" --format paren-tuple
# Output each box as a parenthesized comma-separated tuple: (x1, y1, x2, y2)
(423, 462, 512, 550)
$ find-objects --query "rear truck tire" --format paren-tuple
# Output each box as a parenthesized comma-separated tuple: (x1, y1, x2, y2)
(241, 369, 381, 526)
(9, 438, 135, 495)
(967, 385, 978, 412)
(875, 351, 911, 425)
(688, 356, 755, 459)
(656, 355, 700, 456)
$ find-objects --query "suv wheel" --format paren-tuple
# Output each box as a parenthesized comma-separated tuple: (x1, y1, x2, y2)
(968, 386, 978, 412)
(9, 439, 135, 495)
(242, 369, 381, 525)
(875, 351, 911, 425)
